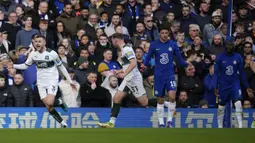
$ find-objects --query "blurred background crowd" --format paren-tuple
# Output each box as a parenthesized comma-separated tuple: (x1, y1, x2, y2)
(0, 0, 254, 109)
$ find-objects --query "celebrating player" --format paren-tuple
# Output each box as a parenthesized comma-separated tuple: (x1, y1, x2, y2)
(143, 26, 191, 128)
(11, 35, 75, 128)
(213, 41, 254, 128)
(97, 33, 158, 128)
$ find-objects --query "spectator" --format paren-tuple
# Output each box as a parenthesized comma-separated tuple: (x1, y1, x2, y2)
(163, 12, 175, 28)
(135, 47, 150, 75)
(243, 100, 252, 109)
(151, 0, 167, 23)
(104, 14, 129, 37)
(84, 14, 98, 40)
(72, 29, 86, 49)
(180, 5, 196, 36)
(0, 32, 10, 54)
(57, 44, 76, 68)
(38, 19, 56, 51)
(98, 12, 109, 29)
(15, 5, 25, 26)
(59, 68, 80, 107)
(123, 0, 143, 36)
(203, 11, 224, 45)
(0, 12, 21, 51)
(97, 49, 120, 77)
(144, 15, 159, 41)
(96, 28, 104, 39)
(179, 65, 203, 107)
(74, 57, 91, 85)
(131, 22, 150, 48)
(176, 90, 189, 108)
(95, 34, 117, 62)
(56, 2, 83, 37)
(88, 0, 104, 17)
(80, 72, 111, 107)
(59, 38, 75, 57)
(199, 99, 208, 108)
(243, 55, 255, 102)
(143, 69, 154, 99)
(15, 15, 39, 47)
(0, 0, 16, 19)
(32, 1, 55, 30)
(243, 42, 253, 58)
(55, 21, 71, 43)
(209, 34, 225, 56)
(195, 2, 211, 31)
(0, 73, 8, 107)
(100, 0, 116, 18)
(101, 74, 118, 107)
(78, 7, 89, 25)
(7, 73, 33, 107)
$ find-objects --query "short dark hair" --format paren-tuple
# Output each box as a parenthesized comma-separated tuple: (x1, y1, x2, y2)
(103, 49, 112, 53)
(35, 35, 46, 41)
(23, 15, 32, 21)
(135, 47, 144, 52)
(159, 25, 169, 32)
(182, 5, 190, 10)
(100, 11, 108, 17)
(99, 33, 108, 38)
(111, 33, 124, 40)
(64, 2, 72, 7)
(143, 3, 152, 9)
(177, 30, 185, 35)
(186, 50, 196, 58)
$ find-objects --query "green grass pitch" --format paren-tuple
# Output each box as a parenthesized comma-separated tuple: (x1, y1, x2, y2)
(0, 128, 253, 143)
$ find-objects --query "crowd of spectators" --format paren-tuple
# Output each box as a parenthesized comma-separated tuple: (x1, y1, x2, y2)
(0, 0, 254, 109)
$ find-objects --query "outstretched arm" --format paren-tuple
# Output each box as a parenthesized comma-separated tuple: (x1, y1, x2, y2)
(13, 52, 34, 70)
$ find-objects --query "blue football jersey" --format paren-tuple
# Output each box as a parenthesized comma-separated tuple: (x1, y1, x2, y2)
(213, 52, 249, 89)
(143, 40, 188, 77)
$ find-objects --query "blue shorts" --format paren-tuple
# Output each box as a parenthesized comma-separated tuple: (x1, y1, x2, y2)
(154, 76, 176, 97)
(218, 84, 242, 105)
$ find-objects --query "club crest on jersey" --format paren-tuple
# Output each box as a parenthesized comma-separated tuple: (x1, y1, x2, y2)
(168, 47, 172, 51)
(45, 56, 49, 60)
(233, 60, 237, 64)
(113, 65, 116, 68)
(155, 90, 158, 95)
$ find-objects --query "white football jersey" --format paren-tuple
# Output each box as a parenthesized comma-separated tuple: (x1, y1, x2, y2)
(120, 45, 142, 81)
(25, 48, 62, 86)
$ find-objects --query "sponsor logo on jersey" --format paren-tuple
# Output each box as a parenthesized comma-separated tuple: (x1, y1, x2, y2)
(233, 60, 237, 64)
(45, 56, 49, 60)
(168, 47, 172, 51)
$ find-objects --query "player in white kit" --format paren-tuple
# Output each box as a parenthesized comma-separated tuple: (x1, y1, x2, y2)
(97, 33, 157, 128)
(11, 35, 74, 128)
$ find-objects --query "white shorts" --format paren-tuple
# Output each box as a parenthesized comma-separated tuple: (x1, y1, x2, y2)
(38, 85, 58, 99)
(118, 78, 146, 97)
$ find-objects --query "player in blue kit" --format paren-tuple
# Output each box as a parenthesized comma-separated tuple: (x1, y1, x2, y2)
(213, 41, 254, 128)
(143, 27, 191, 128)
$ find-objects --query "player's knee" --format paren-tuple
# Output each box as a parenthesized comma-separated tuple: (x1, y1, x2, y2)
(113, 94, 122, 104)
(157, 98, 164, 104)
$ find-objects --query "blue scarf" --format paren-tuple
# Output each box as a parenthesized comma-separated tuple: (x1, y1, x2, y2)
(128, 4, 139, 20)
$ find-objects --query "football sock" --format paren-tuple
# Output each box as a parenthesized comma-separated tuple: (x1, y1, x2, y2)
(234, 101, 243, 128)
(167, 101, 176, 122)
(54, 98, 63, 106)
(217, 105, 225, 128)
(110, 103, 121, 124)
(148, 98, 157, 107)
(49, 108, 63, 123)
(164, 101, 169, 107)
(157, 103, 164, 125)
